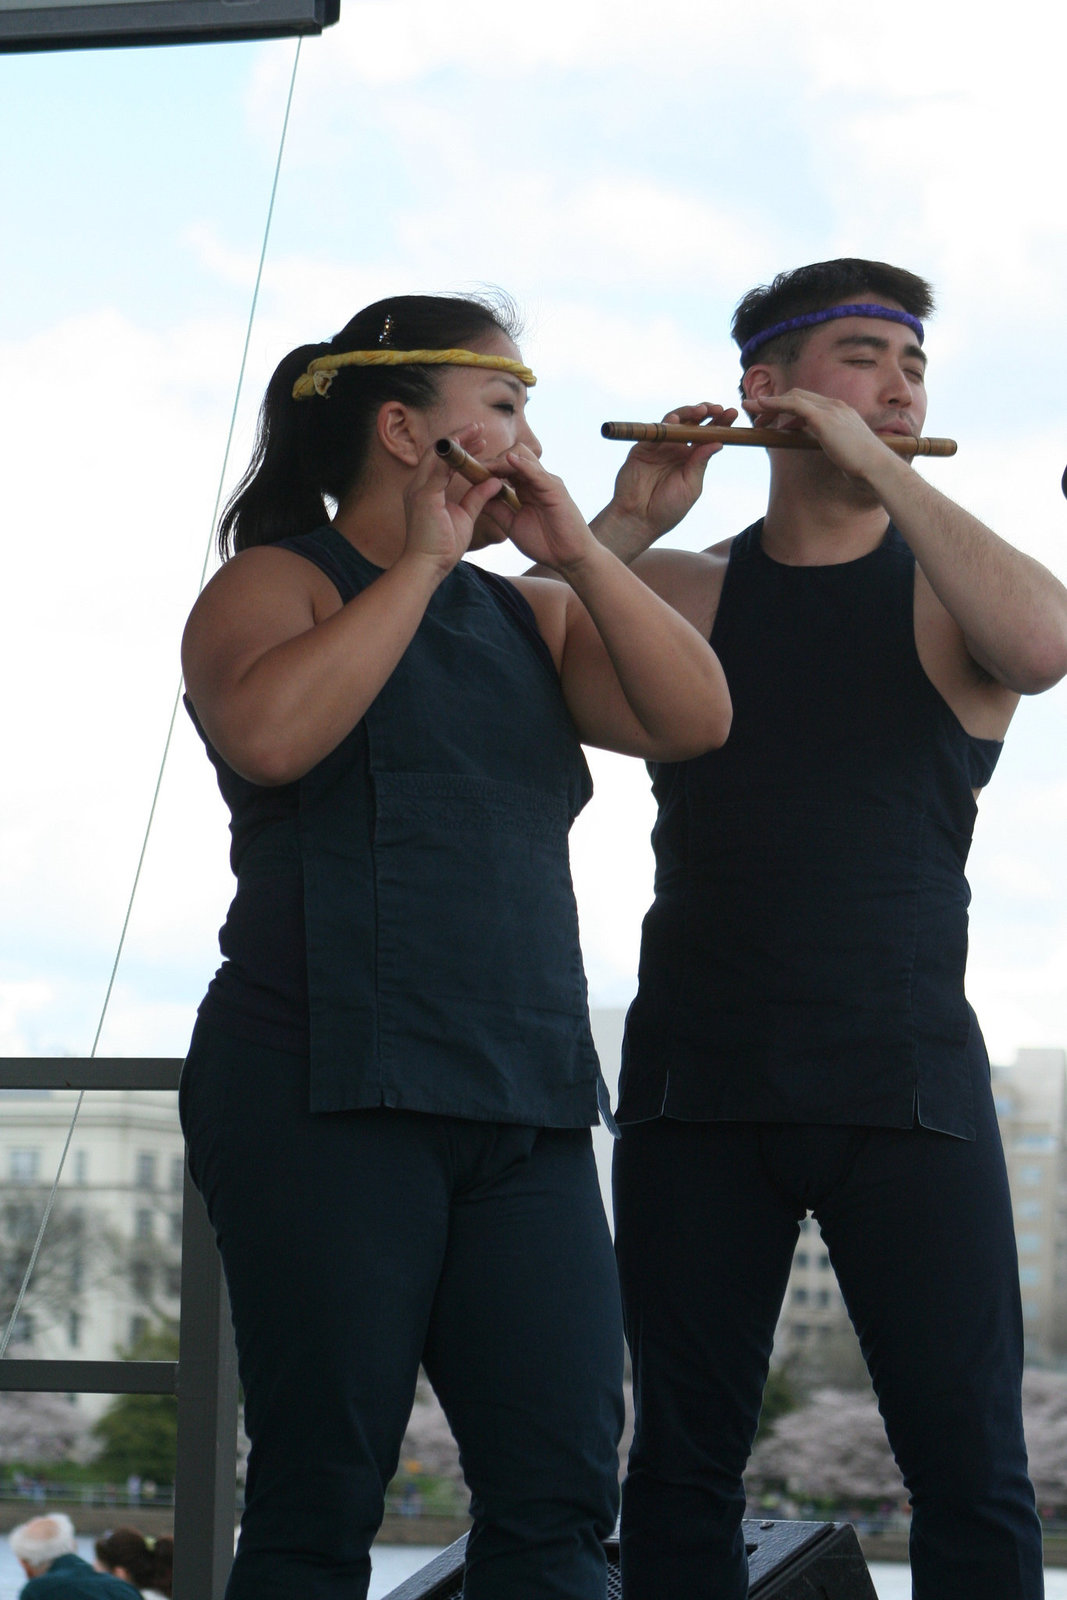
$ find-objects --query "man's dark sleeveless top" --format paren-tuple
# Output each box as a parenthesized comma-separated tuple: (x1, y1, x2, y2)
(617, 521, 1001, 1140)
(190, 526, 602, 1127)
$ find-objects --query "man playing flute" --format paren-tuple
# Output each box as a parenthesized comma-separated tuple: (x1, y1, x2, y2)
(591, 258, 1067, 1599)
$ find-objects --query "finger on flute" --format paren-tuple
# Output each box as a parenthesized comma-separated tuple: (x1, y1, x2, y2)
(601, 421, 957, 459)
(435, 438, 523, 511)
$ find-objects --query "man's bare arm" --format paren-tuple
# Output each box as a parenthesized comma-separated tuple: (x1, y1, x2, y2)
(874, 461, 1067, 694)
(757, 388, 1067, 695)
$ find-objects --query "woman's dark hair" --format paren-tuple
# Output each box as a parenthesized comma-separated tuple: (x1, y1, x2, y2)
(95, 1527, 174, 1596)
(732, 258, 935, 373)
(218, 292, 522, 557)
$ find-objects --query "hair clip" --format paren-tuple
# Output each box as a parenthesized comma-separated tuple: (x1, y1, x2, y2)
(378, 314, 395, 347)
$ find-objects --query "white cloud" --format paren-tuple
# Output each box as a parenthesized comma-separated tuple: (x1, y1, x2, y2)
(980, 854, 1062, 904)
(388, 172, 773, 294)
(969, 935, 1067, 1066)
(0, 983, 52, 1057)
(570, 749, 657, 1005)
(0, 310, 243, 1053)
(802, 1, 1067, 101)
(6, 0, 1067, 1064)
(255, 0, 759, 91)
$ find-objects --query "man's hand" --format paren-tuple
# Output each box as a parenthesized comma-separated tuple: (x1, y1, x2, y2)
(743, 389, 907, 487)
(592, 401, 738, 563)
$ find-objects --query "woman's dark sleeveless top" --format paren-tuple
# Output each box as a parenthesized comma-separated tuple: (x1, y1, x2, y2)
(190, 526, 602, 1127)
(617, 521, 1001, 1140)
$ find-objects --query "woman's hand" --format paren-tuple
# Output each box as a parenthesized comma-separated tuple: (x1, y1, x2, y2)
(184, 439, 506, 788)
(490, 446, 600, 573)
(401, 428, 509, 573)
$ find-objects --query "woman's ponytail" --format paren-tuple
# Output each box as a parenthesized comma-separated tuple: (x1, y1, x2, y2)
(217, 344, 332, 558)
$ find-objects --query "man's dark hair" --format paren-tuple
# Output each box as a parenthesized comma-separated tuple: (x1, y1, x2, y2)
(732, 258, 935, 372)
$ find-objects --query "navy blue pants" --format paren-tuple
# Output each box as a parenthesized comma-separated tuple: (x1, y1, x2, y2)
(180, 1020, 624, 1600)
(613, 1076, 1043, 1598)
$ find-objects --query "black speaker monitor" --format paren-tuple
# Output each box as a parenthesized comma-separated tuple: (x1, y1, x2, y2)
(382, 1518, 879, 1599)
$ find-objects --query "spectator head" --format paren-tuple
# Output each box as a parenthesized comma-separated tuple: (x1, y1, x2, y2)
(10, 1513, 77, 1578)
(95, 1526, 173, 1597)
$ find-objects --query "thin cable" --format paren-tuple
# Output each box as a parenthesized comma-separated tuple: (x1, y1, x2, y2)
(0, 38, 304, 1363)
(197, 33, 304, 596)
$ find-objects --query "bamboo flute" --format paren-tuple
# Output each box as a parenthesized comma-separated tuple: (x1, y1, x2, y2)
(601, 421, 957, 458)
(435, 437, 522, 511)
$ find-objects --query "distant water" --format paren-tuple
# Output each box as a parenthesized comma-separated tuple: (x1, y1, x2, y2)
(866, 1563, 1067, 1599)
(0, 1538, 439, 1600)
(3, 1540, 1067, 1598)
(368, 1544, 445, 1598)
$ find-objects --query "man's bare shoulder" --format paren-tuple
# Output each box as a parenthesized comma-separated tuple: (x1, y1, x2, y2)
(630, 539, 733, 634)
(702, 535, 736, 563)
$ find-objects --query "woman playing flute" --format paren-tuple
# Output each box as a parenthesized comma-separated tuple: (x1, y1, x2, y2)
(179, 292, 731, 1600)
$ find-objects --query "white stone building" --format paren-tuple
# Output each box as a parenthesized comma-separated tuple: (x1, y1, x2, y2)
(589, 1015, 1067, 1371)
(772, 1047, 1067, 1369)
(0, 1084, 185, 1416)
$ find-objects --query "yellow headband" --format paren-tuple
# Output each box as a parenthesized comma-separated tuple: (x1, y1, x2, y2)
(292, 347, 536, 400)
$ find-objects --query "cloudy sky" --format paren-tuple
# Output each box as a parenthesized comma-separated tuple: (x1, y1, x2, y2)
(2, 0, 1066, 1070)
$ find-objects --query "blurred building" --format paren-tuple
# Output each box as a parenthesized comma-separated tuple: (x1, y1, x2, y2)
(0, 1085, 184, 1416)
(772, 1047, 1067, 1368)
(993, 1048, 1067, 1362)
(773, 1214, 850, 1367)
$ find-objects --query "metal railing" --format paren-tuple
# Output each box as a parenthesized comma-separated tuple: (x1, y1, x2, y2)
(0, 1058, 238, 1599)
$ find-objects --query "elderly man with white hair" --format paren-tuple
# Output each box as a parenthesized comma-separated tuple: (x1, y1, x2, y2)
(9, 1515, 140, 1598)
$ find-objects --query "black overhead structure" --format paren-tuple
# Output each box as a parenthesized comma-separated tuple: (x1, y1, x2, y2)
(0, 0, 338, 53)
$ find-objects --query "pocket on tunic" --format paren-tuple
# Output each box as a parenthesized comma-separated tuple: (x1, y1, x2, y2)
(371, 770, 588, 1019)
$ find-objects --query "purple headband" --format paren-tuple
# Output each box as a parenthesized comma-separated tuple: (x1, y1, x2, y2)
(739, 303, 925, 366)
